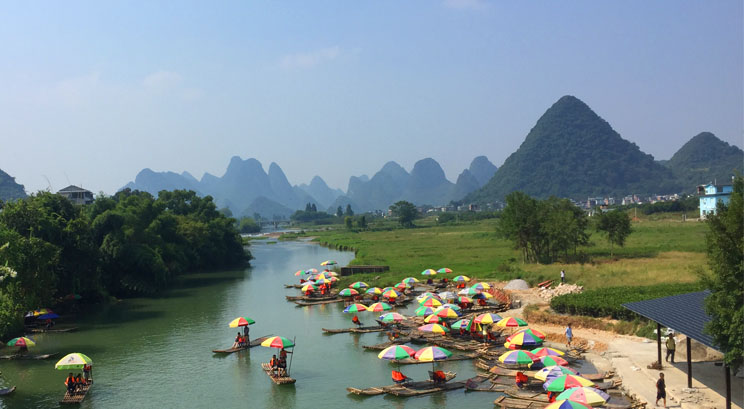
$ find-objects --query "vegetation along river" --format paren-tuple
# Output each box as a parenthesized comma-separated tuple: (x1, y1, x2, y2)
(2, 240, 511, 408)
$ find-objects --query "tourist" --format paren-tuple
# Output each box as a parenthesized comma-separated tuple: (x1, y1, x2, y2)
(243, 325, 250, 340)
(565, 324, 573, 348)
(352, 314, 362, 327)
(515, 371, 528, 388)
(74, 373, 84, 393)
(83, 364, 92, 383)
(560, 269, 565, 284)
(45, 318, 55, 330)
(279, 348, 289, 363)
(65, 373, 76, 394)
(426, 278, 433, 285)
(431, 370, 446, 383)
(232, 332, 242, 349)
(665, 333, 676, 364)
(392, 369, 409, 384)
(278, 356, 287, 376)
(270, 354, 279, 377)
(547, 390, 557, 402)
(655, 372, 667, 407)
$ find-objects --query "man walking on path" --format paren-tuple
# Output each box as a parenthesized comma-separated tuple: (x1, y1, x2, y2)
(665, 333, 676, 363)
(655, 372, 667, 407)
(560, 270, 565, 284)
(565, 324, 573, 348)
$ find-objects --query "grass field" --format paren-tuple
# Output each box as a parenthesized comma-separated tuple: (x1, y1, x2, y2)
(293, 214, 709, 289)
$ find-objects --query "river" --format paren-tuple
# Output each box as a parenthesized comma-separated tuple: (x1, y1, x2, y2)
(0, 239, 500, 408)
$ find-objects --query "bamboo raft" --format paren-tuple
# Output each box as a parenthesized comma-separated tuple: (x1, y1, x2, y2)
(28, 327, 79, 334)
(322, 326, 385, 334)
(383, 380, 466, 397)
(0, 386, 16, 396)
(285, 294, 337, 302)
(0, 353, 58, 360)
(391, 353, 477, 365)
(260, 363, 296, 385)
(60, 382, 91, 404)
(494, 396, 545, 409)
(488, 363, 612, 381)
(212, 335, 272, 353)
(294, 298, 343, 306)
(346, 372, 457, 396)
(465, 375, 541, 391)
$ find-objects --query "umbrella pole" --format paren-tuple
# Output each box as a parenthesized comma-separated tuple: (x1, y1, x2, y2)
(287, 337, 296, 377)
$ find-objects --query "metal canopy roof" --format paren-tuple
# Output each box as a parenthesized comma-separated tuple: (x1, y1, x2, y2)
(623, 290, 719, 351)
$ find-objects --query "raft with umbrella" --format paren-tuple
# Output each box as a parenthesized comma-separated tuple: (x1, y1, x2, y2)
(346, 372, 458, 396)
(259, 336, 296, 385)
(212, 335, 273, 353)
(56, 353, 93, 404)
(488, 364, 612, 381)
(321, 326, 385, 334)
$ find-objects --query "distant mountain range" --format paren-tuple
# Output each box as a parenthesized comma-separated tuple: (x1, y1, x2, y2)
(0, 168, 26, 202)
(664, 132, 743, 190)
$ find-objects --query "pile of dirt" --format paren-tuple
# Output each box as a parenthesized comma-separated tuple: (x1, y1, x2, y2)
(503, 279, 530, 290)
(538, 283, 583, 301)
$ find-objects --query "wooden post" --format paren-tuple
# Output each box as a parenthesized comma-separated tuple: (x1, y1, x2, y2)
(657, 323, 663, 366)
(686, 337, 692, 388)
(725, 364, 731, 409)
(287, 337, 296, 377)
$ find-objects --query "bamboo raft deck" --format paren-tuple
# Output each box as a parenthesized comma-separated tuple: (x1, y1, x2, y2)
(494, 396, 545, 409)
(212, 335, 272, 353)
(346, 372, 457, 396)
(0, 386, 16, 396)
(285, 294, 338, 302)
(60, 382, 91, 404)
(487, 363, 612, 381)
(294, 298, 343, 306)
(322, 326, 385, 334)
(28, 327, 79, 334)
(383, 380, 466, 397)
(465, 375, 541, 392)
(0, 353, 58, 360)
(390, 352, 477, 365)
(260, 363, 296, 385)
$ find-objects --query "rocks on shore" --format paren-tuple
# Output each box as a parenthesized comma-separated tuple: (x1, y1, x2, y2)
(538, 283, 583, 300)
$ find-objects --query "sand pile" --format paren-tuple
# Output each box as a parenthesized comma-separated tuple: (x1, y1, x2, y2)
(503, 279, 530, 290)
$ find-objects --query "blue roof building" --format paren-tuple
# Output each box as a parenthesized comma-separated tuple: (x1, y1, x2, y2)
(697, 183, 732, 219)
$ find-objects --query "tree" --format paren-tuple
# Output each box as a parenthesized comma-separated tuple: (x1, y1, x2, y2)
(344, 216, 353, 230)
(358, 215, 367, 229)
(345, 204, 354, 217)
(596, 210, 632, 257)
(437, 212, 456, 224)
(389, 201, 417, 227)
(310, 203, 317, 212)
(238, 217, 260, 234)
(701, 176, 743, 372)
(336, 206, 343, 218)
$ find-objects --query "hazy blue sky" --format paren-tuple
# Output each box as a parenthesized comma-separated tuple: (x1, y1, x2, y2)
(1, 1, 741, 194)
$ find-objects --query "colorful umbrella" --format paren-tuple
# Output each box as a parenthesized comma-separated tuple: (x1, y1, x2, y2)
(366, 287, 382, 295)
(473, 313, 502, 325)
(451, 319, 471, 330)
(436, 303, 461, 312)
(320, 260, 337, 266)
(228, 317, 256, 327)
(523, 328, 546, 340)
(414, 346, 452, 362)
(535, 355, 569, 367)
(424, 314, 442, 324)
(350, 281, 369, 290)
(458, 287, 480, 296)
(498, 350, 537, 365)
(36, 313, 60, 320)
(260, 336, 295, 349)
(496, 317, 528, 328)
(544, 400, 593, 409)
(435, 307, 460, 319)
(378, 312, 405, 323)
(419, 297, 442, 307)
(473, 291, 493, 299)
(417, 324, 450, 334)
(7, 337, 35, 348)
(556, 387, 610, 406)
(301, 284, 317, 292)
(415, 306, 436, 316)
(367, 302, 393, 312)
(505, 330, 544, 349)
(457, 296, 473, 304)
(534, 365, 578, 381)
(471, 282, 491, 291)
(531, 347, 565, 357)
(378, 345, 415, 360)
(382, 289, 401, 298)
(402, 277, 419, 285)
(294, 270, 304, 276)
(314, 277, 331, 284)
(437, 268, 452, 274)
(453, 275, 470, 282)
(339, 288, 359, 297)
(420, 269, 437, 276)
(344, 303, 368, 313)
(544, 375, 595, 392)
(394, 282, 408, 291)
(25, 309, 53, 317)
(306, 268, 318, 274)
(55, 353, 93, 370)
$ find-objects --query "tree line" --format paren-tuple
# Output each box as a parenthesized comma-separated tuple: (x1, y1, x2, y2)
(0, 189, 249, 338)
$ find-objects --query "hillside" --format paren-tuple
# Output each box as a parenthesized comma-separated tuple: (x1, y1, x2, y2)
(0, 168, 26, 201)
(666, 132, 743, 189)
(465, 95, 680, 202)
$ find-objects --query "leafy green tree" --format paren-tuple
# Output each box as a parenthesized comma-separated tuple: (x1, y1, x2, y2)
(305, 203, 312, 212)
(701, 176, 743, 372)
(345, 204, 354, 217)
(596, 210, 632, 257)
(390, 201, 417, 228)
(238, 217, 260, 233)
(437, 212, 456, 224)
(336, 206, 343, 218)
(344, 216, 353, 230)
(358, 215, 367, 229)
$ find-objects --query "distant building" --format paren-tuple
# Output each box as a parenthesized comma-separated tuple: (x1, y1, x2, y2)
(697, 183, 733, 219)
(57, 185, 94, 205)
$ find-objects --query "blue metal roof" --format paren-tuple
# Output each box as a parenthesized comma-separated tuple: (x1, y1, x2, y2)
(623, 290, 719, 351)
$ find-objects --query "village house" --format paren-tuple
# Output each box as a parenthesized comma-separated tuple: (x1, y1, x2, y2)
(57, 185, 94, 205)
(697, 183, 733, 219)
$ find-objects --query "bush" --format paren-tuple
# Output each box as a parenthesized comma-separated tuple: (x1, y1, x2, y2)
(550, 282, 704, 320)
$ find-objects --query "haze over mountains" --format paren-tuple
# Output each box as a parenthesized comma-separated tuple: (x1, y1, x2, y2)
(2, 96, 740, 212)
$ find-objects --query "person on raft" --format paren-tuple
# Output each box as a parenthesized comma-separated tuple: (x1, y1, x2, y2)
(515, 371, 528, 388)
(74, 373, 85, 392)
(351, 314, 362, 327)
(243, 324, 250, 340)
(83, 364, 92, 383)
(269, 355, 280, 377)
(232, 332, 243, 349)
(392, 370, 409, 384)
(431, 370, 447, 384)
(65, 373, 76, 394)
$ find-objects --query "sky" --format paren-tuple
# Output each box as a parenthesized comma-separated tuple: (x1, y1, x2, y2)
(0, 0, 742, 194)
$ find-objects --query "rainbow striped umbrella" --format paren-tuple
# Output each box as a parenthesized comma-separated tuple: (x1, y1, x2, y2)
(531, 347, 565, 357)
(7, 337, 35, 348)
(544, 400, 593, 409)
(505, 330, 544, 349)
(415, 306, 436, 317)
(55, 353, 93, 370)
(473, 291, 493, 299)
(451, 319, 471, 330)
(294, 270, 304, 276)
(301, 284, 317, 292)
(378, 312, 405, 323)
(473, 313, 502, 325)
(394, 282, 408, 291)
(260, 336, 295, 349)
(415, 346, 452, 362)
(556, 387, 610, 406)
(350, 281, 369, 290)
(402, 277, 419, 285)
(420, 269, 437, 276)
(536, 355, 569, 367)
(457, 296, 473, 304)
(424, 314, 442, 324)
(512, 328, 546, 341)
(320, 260, 337, 266)
(544, 375, 595, 392)
(458, 287, 481, 296)
(436, 303, 461, 312)
(339, 288, 359, 297)
(471, 282, 490, 291)
(437, 268, 452, 274)
(367, 302, 392, 312)
(417, 324, 450, 334)
(453, 275, 470, 282)
(306, 268, 318, 274)
(344, 303, 368, 313)
(416, 292, 439, 300)
(366, 287, 382, 295)
(435, 307, 460, 319)
(314, 277, 331, 285)
(378, 345, 415, 360)
(228, 317, 255, 327)
(382, 289, 401, 298)
(496, 317, 528, 328)
(498, 350, 537, 365)
(25, 309, 53, 318)
(419, 297, 442, 307)
(534, 365, 578, 381)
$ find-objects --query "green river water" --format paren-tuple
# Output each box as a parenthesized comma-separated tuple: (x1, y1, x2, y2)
(0, 239, 505, 409)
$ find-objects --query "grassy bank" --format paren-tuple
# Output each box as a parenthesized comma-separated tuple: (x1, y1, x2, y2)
(298, 216, 708, 289)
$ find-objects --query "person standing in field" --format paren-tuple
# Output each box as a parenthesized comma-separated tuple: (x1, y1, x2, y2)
(665, 333, 676, 364)
(565, 324, 573, 348)
(560, 270, 565, 284)
(655, 372, 667, 407)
